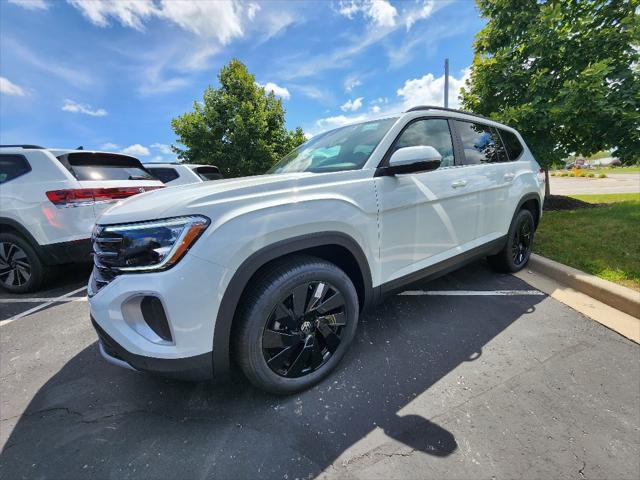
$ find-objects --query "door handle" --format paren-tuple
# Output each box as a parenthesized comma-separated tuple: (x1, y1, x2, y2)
(503, 173, 515, 182)
(451, 180, 467, 189)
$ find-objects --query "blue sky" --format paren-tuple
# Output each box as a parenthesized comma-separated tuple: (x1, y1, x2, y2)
(0, 0, 484, 163)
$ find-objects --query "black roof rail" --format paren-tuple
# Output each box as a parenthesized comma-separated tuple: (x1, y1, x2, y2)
(0, 144, 45, 149)
(405, 105, 495, 122)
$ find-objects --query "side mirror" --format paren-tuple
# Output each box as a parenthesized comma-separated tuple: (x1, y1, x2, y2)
(379, 146, 442, 176)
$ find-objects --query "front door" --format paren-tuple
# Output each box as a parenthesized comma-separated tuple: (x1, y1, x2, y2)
(376, 117, 481, 284)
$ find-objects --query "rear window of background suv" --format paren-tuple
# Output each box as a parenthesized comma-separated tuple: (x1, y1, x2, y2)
(57, 152, 155, 181)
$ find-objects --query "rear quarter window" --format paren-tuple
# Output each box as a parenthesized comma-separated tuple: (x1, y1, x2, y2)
(498, 129, 524, 161)
(194, 166, 223, 181)
(146, 167, 180, 183)
(0, 154, 31, 183)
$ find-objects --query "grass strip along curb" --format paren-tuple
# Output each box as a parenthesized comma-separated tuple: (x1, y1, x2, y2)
(528, 254, 640, 319)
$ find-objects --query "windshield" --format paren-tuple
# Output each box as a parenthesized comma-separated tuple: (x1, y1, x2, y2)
(268, 117, 398, 174)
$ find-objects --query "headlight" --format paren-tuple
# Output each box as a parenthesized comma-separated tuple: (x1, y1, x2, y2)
(94, 216, 209, 272)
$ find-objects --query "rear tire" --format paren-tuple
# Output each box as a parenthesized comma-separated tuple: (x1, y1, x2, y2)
(0, 232, 48, 293)
(234, 254, 359, 395)
(487, 209, 536, 273)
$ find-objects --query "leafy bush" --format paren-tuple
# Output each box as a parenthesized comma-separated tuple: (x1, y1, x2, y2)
(599, 173, 607, 178)
(587, 172, 595, 177)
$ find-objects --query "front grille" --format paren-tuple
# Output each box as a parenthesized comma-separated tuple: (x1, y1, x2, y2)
(91, 226, 124, 292)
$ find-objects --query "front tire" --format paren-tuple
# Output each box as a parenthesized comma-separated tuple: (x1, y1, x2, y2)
(0, 233, 47, 293)
(487, 209, 536, 273)
(234, 255, 359, 395)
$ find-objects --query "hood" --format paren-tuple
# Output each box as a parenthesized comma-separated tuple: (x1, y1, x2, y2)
(96, 172, 312, 224)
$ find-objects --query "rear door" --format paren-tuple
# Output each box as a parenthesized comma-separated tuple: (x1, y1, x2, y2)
(58, 152, 163, 217)
(376, 117, 482, 284)
(452, 120, 510, 241)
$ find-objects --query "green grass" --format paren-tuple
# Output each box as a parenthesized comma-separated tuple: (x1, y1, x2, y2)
(536, 195, 640, 290)
(570, 193, 640, 204)
(551, 166, 640, 175)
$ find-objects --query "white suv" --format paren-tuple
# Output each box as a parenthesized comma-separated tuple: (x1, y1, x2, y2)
(0, 145, 163, 292)
(145, 163, 223, 186)
(88, 107, 545, 394)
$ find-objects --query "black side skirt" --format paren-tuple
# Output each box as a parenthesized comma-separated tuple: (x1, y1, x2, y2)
(378, 236, 507, 298)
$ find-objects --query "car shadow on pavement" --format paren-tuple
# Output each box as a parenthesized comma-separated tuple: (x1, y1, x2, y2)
(0, 264, 545, 479)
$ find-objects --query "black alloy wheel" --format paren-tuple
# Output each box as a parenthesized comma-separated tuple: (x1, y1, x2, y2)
(512, 215, 534, 266)
(235, 254, 359, 394)
(262, 281, 347, 378)
(0, 241, 31, 288)
(487, 208, 536, 273)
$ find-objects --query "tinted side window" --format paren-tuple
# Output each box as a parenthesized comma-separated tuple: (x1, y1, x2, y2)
(455, 121, 507, 164)
(0, 154, 31, 183)
(147, 167, 180, 183)
(394, 119, 455, 167)
(499, 129, 524, 161)
(194, 167, 223, 181)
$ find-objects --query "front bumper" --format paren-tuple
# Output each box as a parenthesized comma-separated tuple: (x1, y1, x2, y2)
(88, 252, 229, 380)
(92, 317, 213, 380)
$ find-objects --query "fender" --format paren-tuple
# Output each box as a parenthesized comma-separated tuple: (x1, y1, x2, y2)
(514, 192, 542, 226)
(212, 231, 373, 377)
(0, 216, 39, 247)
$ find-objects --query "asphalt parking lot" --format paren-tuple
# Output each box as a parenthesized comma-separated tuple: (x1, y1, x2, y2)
(1, 261, 639, 479)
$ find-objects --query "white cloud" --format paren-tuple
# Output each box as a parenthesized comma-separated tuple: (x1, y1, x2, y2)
(67, 0, 251, 44)
(259, 82, 291, 100)
(62, 99, 107, 117)
(100, 142, 119, 151)
(121, 144, 150, 157)
(5, 38, 94, 88)
(405, 0, 435, 30)
(371, 97, 389, 104)
(341, 97, 364, 112)
(0, 77, 26, 96)
(151, 143, 173, 154)
(66, 0, 157, 30)
(338, 0, 397, 27)
(7, 0, 48, 10)
(284, 1, 445, 80)
(344, 75, 362, 92)
(246, 2, 260, 21)
(316, 114, 369, 130)
(371, 105, 381, 113)
(396, 68, 470, 110)
(293, 84, 335, 104)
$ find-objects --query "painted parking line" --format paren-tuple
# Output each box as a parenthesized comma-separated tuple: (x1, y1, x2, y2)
(0, 288, 545, 328)
(0, 297, 87, 303)
(399, 290, 545, 296)
(0, 286, 88, 327)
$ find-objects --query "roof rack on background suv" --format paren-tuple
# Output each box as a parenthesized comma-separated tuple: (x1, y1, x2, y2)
(405, 105, 494, 122)
(0, 144, 45, 149)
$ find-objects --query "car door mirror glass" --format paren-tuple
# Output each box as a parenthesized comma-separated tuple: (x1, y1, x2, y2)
(384, 146, 442, 175)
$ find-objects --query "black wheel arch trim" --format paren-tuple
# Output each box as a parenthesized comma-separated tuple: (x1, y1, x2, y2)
(514, 192, 542, 226)
(0, 217, 91, 265)
(212, 231, 374, 377)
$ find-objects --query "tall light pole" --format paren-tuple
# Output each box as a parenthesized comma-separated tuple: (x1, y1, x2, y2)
(444, 58, 449, 108)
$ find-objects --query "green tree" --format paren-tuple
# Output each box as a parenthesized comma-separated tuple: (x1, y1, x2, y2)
(171, 59, 306, 177)
(461, 0, 639, 193)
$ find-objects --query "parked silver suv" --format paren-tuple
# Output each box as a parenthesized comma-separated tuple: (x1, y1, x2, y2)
(89, 106, 545, 394)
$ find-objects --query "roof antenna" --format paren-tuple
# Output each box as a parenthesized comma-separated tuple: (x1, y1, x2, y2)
(76, 146, 84, 150)
(444, 58, 449, 108)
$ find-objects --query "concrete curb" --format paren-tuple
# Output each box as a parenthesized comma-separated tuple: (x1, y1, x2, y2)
(528, 254, 640, 319)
